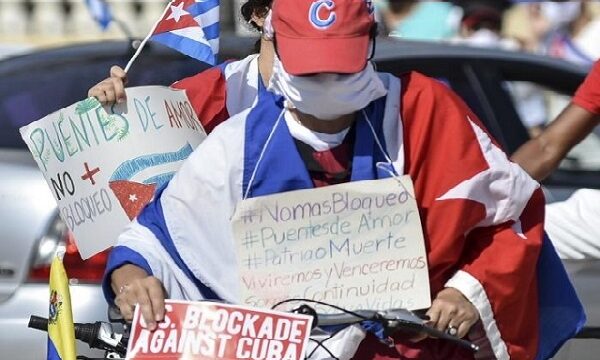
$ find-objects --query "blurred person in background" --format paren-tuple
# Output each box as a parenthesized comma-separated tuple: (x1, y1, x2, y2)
(501, 0, 600, 61)
(375, 0, 461, 40)
(503, 1, 600, 136)
(512, 60, 600, 260)
(543, 0, 600, 66)
(453, 0, 548, 137)
(373, 0, 416, 36)
(453, 0, 513, 49)
(502, 1, 552, 53)
(88, 0, 274, 134)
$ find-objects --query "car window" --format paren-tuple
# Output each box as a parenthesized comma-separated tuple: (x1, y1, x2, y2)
(506, 80, 600, 172)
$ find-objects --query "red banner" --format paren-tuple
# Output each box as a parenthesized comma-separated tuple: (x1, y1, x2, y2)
(126, 300, 313, 359)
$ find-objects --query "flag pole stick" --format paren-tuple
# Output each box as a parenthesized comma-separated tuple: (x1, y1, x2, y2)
(124, 0, 174, 73)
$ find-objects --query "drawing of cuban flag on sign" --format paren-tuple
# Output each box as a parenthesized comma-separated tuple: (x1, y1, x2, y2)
(109, 143, 193, 220)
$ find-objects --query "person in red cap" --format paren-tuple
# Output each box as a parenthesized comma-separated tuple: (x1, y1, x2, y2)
(104, 1, 583, 359)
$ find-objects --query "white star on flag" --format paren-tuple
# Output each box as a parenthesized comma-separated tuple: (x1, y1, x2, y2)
(436, 116, 539, 231)
(129, 194, 138, 202)
(167, 2, 189, 22)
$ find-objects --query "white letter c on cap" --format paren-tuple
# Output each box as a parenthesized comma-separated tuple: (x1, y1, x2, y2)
(309, 0, 336, 29)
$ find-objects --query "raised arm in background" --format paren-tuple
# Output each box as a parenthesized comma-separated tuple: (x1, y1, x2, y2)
(511, 60, 600, 181)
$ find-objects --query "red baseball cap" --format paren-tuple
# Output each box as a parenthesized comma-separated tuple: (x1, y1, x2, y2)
(271, 0, 375, 75)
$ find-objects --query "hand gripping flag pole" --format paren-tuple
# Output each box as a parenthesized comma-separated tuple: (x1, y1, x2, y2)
(124, 0, 220, 73)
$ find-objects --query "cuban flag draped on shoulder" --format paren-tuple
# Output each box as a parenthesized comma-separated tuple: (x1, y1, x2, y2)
(150, 0, 220, 65)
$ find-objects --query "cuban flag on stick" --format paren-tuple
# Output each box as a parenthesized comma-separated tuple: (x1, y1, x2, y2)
(125, 0, 219, 72)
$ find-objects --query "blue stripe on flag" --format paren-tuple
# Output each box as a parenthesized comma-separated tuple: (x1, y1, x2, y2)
(144, 172, 176, 188)
(202, 22, 219, 41)
(151, 32, 216, 65)
(186, 0, 219, 16)
(137, 185, 220, 300)
(47, 337, 62, 360)
(110, 143, 193, 182)
(535, 234, 586, 360)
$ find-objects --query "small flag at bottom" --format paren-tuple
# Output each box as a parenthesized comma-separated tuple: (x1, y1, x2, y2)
(47, 256, 76, 360)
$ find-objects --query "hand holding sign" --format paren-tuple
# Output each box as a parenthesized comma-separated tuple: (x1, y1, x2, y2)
(88, 65, 128, 105)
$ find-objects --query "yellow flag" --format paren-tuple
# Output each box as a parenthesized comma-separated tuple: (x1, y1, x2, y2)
(47, 255, 76, 360)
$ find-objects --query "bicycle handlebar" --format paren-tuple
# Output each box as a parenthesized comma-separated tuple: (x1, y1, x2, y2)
(293, 305, 480, 353)
(28, 315, 127, 357)
(29, 304, 480, 357)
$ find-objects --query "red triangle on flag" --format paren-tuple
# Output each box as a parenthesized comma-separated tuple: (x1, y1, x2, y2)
(153, 0, 200, 35)
(109, 180, 157, 220)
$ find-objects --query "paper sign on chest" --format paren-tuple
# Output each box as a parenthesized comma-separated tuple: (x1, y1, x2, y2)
(19, 86, 206, 259)
(231, 176, 431, 312)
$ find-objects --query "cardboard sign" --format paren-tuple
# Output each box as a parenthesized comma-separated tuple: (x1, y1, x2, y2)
(127, 300, 313, 360)
(19, 86, 206, 259)
(231, 176, 431, 312)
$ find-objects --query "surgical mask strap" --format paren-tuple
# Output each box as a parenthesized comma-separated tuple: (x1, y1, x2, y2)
(362, 110, 412, 196)
(243, 109, 285, 200)
(262, 10, 274, 40)
(361, 109, 394, 167)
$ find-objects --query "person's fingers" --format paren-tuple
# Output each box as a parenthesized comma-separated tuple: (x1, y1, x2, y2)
(114, 293, 136, 321)
(110, 65, 128, 83)
(455, 321, 472, 339)
(132, 282, 157, 330)
(103, 86, 117, 105)
(425, 305, 440, 331)
(89, 80, 115, 104)
(146, 277, 166, 322)
(453, 308, 479, 338)
(88, 65, 127, 104)
(88, 86, 99, 98)
(110, 76, 127, 103)
(428, 287, 480, 338)
(88, 82, 107, 100)
(435, 305, 457, 333)
(94, 92, 108, 105)
(426, 299, 458, 333)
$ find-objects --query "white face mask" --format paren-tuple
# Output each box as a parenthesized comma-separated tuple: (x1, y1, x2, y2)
(267, 55, 388, 120)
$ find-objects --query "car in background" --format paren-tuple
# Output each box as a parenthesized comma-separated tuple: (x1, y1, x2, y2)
(0, 39, 217, 359)
(0, 44, 32, 60)
(0, 35, 596, 359)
